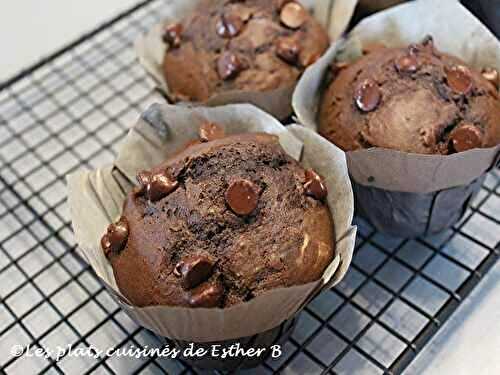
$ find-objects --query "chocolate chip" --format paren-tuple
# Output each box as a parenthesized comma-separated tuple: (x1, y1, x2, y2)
(225, 179, 260, 216)
(421, 35, 435, 51)
(449, 123, 483, 153)
(395, 54, 418, 73)
(162, 23, 183, 48)
(276, 38, 300, 65)
(280, 2, 307, 29)
(216, 14, 243, 38)
(482, 67, 499, 90)
(134, 170, 152, 196)
(186, 282, 224, 308)
(421, 35, 434, 45)
(174, 255, 215, 290)
(101, 216, 129, 258)
(304, 169, 327, 200)
(146, 172, 178, 202)
(199, 122, 225, 142)
(136, 170, 151, 187)
(217, 52, 244, 80)
(446, 65, 473, 95)
(408, 43, 420, 55)
(354, 79, 381, 112)
(408, 35, 434, 55)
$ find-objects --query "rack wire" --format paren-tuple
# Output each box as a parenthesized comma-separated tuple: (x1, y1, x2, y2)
(0, 0, 499, 373)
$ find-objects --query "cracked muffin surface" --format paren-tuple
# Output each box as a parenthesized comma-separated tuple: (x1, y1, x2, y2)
(318, 37, 500, 154)
(102, 128, 334, 308)
(162, 0, 329, 102)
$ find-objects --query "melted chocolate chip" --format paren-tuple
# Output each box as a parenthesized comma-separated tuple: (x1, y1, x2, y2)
(280, 2, 307, 29)
(446, 65, 473, 95)
(421, 35, 435, 52)
(146, 172, 179, 202)
(482, 67, 499, 90)
(276, 38, 300, 65)
(136, 170, 151, 188)
(216, 14, 244, 38)
(217, 52, 244, 80)
(199, 122, 225, 142)
(408, 35, 434, 55)
(449, 123, 483, 153)
(186, 282, 224, 308)
(162, 23, 183, 48)
(304, 169, 328, 200)
(407, 43, 420, 55)
(174, 255, 215, 290)
(101, 235, 112, 255)
(134, 170, 152, 196)
(395, 54, 418, 73)
(354, 79, 381, 112)
(101, 216, 129, 258)
(225, 179, 260, 216)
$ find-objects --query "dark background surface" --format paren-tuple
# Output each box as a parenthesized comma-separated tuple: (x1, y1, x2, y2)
(462, 0, 500, 37)
(352, 0, 500, 38)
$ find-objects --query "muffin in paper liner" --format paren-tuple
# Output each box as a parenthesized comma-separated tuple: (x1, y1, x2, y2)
(67, 103, 356, 369)
(293, 0, 500, 238)
(134, 0, 358, 120)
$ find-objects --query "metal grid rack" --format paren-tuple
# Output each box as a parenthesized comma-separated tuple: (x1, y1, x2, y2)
(0, 0, 499, 373)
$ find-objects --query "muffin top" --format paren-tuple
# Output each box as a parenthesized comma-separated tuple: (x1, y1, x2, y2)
(101, 124, 334, 308)
(162, 0, 329, 102)
(319, 36, 500, 154)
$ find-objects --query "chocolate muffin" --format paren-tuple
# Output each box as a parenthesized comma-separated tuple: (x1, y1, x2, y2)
(101, 124, 334, 308)
(162, 0, 329, 102)
(319, 36, 500, 154)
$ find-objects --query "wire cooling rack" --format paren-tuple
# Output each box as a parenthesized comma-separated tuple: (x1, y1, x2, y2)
(0, 0, 499, 374)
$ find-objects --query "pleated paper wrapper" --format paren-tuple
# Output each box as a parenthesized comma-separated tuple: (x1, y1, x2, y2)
(293, 0, 500, 237)
(135, 0, 358, 120)
(67, 103, 356, 342)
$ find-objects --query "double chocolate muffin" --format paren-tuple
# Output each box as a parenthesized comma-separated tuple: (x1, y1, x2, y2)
(101, 124, 334, 308)
(162, 0, 329, 102)
(319, 36, 500, 154)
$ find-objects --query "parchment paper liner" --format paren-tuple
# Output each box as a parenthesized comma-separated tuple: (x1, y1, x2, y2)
(67, 103, 356, 342)
(135, 0, 358, 120)
(292, 0, 500, 236)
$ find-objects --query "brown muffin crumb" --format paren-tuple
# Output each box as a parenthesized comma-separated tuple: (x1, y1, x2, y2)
(163, 0, 329, 102)
(103, 128, 335, 308)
